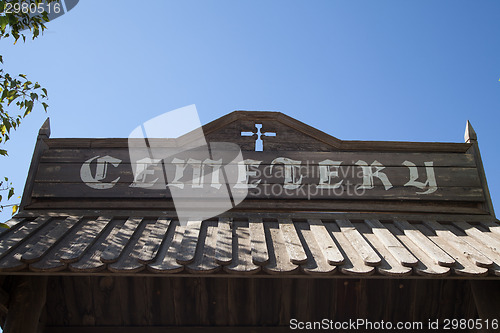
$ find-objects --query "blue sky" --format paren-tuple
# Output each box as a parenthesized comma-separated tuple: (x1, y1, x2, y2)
(1, 0, 499, 222)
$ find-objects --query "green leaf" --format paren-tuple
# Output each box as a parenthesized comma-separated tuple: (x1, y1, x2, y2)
(8, 187, 14, 200)
(0, 223, 9, 230)
(0, 16, 8, 31)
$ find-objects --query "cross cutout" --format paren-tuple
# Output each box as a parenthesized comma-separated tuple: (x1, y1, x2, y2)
(241, 123, 276, 151)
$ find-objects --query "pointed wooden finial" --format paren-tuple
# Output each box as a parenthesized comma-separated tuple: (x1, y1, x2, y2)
(464, 120, 477, 143)
(38, 117, 50, 138)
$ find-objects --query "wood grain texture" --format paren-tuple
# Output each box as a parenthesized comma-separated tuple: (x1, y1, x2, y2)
(176, 220, 202, 265)
(31, 182, 485, 202)
(294, 222, 337, 275)
(101, 217, 143, 264)
(444, 224, 500, 276)
(364, 219, 418, 267)
(415, 223, 488, 277)
(480, 220, 500, 237)
(324, 222, 375, 275)
(355, 222, 412, 276)
(453, 221, 500, 253)
(215, 218, 232, 265)
(21, 215, 82, 263)
(422, 220, 492, 268)
(336, 219, 381, 266)
(224, 221, 260, 274)
(186, 221, 220, 273)
(69, 219, 124, 272)
(307, 219, 344, 265)
(385, 223, 450, 276)
(278, 218, 308, 264)
(108, 219, 151, 273)
(59, 216, 112, 263)
(137, 217, 170, 264)
(0, 216, 52, 259)
(394, 219, 455, 267)
(147, 221, 184, 273)
(36, 163, 481, 187)
(29, 217, 110, 272)
(249, 217, 269, 266)
(263, 222, 299, 274)
(40, 149, 476, 166)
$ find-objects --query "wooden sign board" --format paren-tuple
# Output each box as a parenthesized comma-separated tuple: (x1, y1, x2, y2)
(23, 112, 489, 214)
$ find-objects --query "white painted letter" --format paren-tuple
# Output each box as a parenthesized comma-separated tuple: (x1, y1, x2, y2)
(271, 157, 303, 190)
(80, 155, 121, 189)
(403, 161, 438, 195)
(318, 159, 343, 189)
(234, 159, 262, 189)
(130, 157, 161, 188)
(167, 158, 187, 189)
(355, 160, 393, 190)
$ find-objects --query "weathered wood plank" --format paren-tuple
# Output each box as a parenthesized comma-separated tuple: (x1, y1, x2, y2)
(26, 197, 488, 215)
(215, 218, 232, 265)
(137, 217, 170, 264)
(0, 216, 52, 259)
(364, 219, 418, 267)
(36, 162, 482, 187)
(323, 222, 375, 275)
(21, 216, 82, 263)
(69, 219, 124, 272)
(453, 221, 500, 252)
(176, 220, 203, 265)
(59, 216, 112, 263)
(0, 218, 23, 235)
(480, 220, 500, 237)
(444, 224, 500, 276)
(278, 218, 308, 264)
(186, 221, 220, 273)
(30, 218, 90, 272)
(108, 220, 151, 273)
(384, 223, 450, 276)
(147, 221, 184, 273)
(31, 182, 485, 201)
(423, 220, 493, 268)
(0, 218, 64, 272)
(224, 221, 260, 274)
(263, 222, 299, 274)
(101, 217, 143, 263)
(355, 222, 412, 276)
(40, 148, 476, 166)
(294, 222, 337, 275)
(415, 223, 488, 277)
(307, 219, 344, 265)
(335, 219, 381, 266)
(248, 217, 269, 266)
(393, 219, 455, 267)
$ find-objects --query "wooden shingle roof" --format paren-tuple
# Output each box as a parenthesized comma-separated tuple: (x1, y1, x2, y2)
(1, 212, 499, 278)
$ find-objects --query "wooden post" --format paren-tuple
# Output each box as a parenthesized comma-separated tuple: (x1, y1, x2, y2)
(3, 276, 48, 333)
(465, 120, 495, 217)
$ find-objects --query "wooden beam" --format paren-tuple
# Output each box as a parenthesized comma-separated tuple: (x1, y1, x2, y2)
(3, 276, 48, 333)
(19, 118, 51, 211)
(465, 121, 495, 217)
(45, 327, 294, 333)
